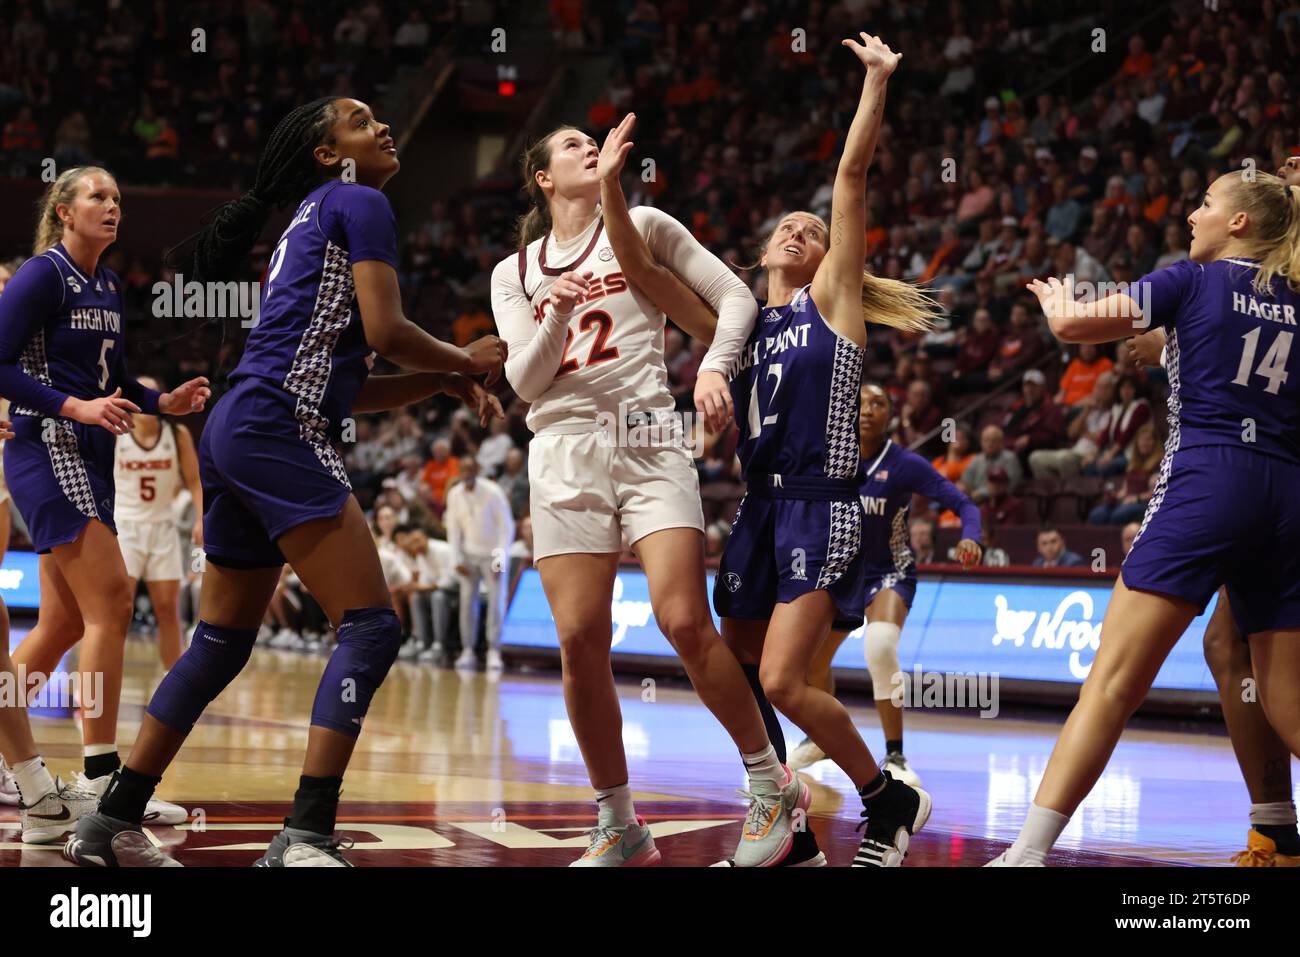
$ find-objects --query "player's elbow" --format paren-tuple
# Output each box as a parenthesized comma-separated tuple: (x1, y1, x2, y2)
(1049, 315, 1096, 344)
(504, 362, 541, 404)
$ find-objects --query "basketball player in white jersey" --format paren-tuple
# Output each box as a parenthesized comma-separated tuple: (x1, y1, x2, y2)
(114, 375, 203, 670)
(491, 126, 808, 868)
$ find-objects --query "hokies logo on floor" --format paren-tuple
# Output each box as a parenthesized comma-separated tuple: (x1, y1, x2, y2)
(990, 591, 1102, 680)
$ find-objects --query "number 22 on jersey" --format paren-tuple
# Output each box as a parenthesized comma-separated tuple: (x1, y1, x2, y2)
(555, 310, 619, 378)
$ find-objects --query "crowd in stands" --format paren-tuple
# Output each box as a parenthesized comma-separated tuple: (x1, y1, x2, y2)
(0, 0, 493, 187)
(5, 0, 1300, 654)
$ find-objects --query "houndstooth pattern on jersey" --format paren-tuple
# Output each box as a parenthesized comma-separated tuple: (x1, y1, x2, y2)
(11, 329, 53, 418)
(46, 419, 99, 519)
(1130, 327, 1181, 550)
(821, 335, 864, 480)
(888, 505, 913, 576)
(815, 500, 861, 590)
(283, 240, 353, 490)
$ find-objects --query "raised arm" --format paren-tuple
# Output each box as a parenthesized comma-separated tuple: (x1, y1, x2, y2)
(810, 32, 900, 345)
(596, 113, 719, 346)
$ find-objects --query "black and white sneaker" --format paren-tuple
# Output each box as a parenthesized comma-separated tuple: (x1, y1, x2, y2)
(63, 811, 182, 867)
(254, 825, 354, 867)
(21, 777, 98, 844)
(852, 778, 932, 867)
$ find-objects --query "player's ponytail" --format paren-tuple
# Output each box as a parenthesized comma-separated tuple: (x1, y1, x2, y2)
(515, 125, 573, 249)
(32, 166, 112, 255)
(1223, 172, 1300, 295)
(860, 272, 941, 335)
(1256, 182, 1300, 296)
(188, 97, 340, 282)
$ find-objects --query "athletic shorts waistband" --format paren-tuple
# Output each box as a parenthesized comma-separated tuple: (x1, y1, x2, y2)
(745, 472, 860, 501)
(534, 407, 680, 437)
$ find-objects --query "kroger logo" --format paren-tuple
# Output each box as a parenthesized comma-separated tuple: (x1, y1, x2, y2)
(991, 591, 1102, 680)
(610, 575, 653, 649)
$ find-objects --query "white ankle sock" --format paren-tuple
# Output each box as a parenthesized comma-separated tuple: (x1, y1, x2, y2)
(1007, 803, 1069, 865)
(594, 782, 637, 826)
(1249, 801, 1297, 827)
(84, 743, 118, 759)
(12, 756, 56, 805)
(742, 744, 785, 786)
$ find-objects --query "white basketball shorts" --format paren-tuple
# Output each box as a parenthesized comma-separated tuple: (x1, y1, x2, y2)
(528, 430, 704, 560)
(117, 519, 183, 582)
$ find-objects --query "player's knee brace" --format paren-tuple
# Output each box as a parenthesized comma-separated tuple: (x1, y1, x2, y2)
(310, 607, 402, 739)
(146, 622, 257, 734)
(864, 621, 903, 702)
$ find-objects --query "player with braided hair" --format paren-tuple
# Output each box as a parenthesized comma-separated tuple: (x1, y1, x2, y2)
(67, 97, 506, 868)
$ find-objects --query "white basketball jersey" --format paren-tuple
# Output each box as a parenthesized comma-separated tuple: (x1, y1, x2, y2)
(115, 422, 181, 523)
(503, 213, 672, 434)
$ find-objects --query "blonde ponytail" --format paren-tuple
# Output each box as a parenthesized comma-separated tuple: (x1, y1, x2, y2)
(1223, 172, 1300, 295)
(33, 166, 111, 255)
(1256, 183, 1300, 296)
(861, 272, 940, 334)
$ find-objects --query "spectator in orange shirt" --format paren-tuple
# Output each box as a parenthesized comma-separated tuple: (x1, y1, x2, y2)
(2, 105, 42, 153)
(1055, 342, 1113, 412)
(452, 306, 495, 347)
(932, 424, 975, 484)
(421, 438, 461, 511)
(147, 117, 179, 159)
(551, 0, 584, 50)
(1120, 35, 1152, 77)
(587, 95, 617, 130)
(147, 116, 180, 181)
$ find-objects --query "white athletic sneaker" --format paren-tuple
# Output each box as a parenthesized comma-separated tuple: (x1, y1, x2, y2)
(984, 849, 1045, 867)
(21, 777, 98, 844)
(454, 649, 477, 672)
(569, 807, 660, 867)
(398, 638, 422, 660)
(787, 737, 826, 771)
(73, 771, 189, 826)
(485, 649, 504, 673)
(0, 758, 21, 806)
(418, 644, 444, 665)
(882, 751, 921, 788)
(270, 628, 299, 649)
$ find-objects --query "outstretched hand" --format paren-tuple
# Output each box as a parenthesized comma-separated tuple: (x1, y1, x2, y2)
(159, 377, 211, 416)
(445, 374, 505, 428)
(842, 32, 901, 76)
(598, 113, 636, 183)
(1026, 276, 1079, 322)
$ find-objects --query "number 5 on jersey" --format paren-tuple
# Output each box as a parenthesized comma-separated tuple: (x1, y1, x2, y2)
(555, 310, 619, 378)
(97, 338, 113, 390)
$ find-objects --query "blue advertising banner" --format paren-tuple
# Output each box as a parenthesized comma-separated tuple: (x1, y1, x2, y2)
(502, 568, 1217, 692)
(0, 550, 42, 611)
